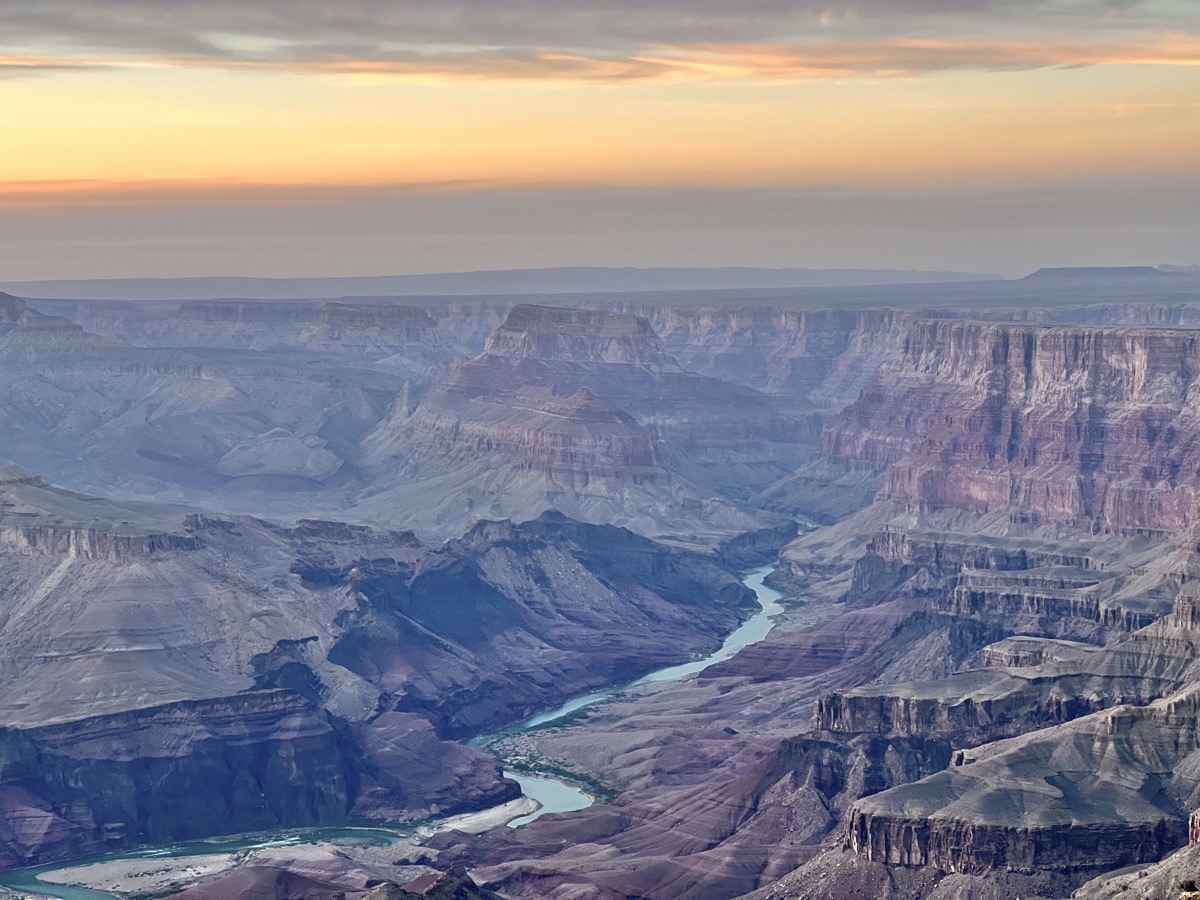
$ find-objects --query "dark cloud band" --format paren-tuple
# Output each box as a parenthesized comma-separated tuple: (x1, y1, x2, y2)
(0, 0, 1193, 80)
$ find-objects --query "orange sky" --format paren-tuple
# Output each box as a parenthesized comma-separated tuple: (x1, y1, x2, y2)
(3, 33, 1199, 200)
(1, 2, 1197, 277)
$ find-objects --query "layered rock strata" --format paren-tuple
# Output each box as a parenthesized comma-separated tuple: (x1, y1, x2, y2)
(825, 319, 1200, 533)
(361, 304, 810, 541)
(0, 474, 754, 868)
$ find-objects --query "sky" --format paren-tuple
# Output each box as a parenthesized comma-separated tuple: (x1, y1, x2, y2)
(1, 0, 1198, 280)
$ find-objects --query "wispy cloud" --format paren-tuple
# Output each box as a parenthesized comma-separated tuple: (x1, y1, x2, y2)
(0, 54, 110, 77)
(0, 177, 498, 208)
(269, 34, 1200, 81)
(2, 35, 1199, 84)
(1, 0, 1196, 82)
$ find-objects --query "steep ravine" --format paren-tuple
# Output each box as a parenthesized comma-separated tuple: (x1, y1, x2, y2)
(0, 566, 785, 900)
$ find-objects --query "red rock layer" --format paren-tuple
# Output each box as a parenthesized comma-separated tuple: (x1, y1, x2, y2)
(824, 319, 1200, 533)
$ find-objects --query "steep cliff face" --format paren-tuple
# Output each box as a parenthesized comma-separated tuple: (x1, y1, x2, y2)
(647, 306, 905, 405)
(0, 692, 514, 869)
(838, 686, 1200, 881)
(837, 527, 1168, 646)
(979, 636, 1100, 668)
(360, 304, 806, 541)
(398, 383, 662, 486)
(844, 810, 1185, 877)
(485, 304, 680, 369)
(0, 692, 350, 866)
(994, 301, 1200, 330)
(826, 319, 1200, 533)
(297, 303, 464, 378)
(173, 300, 317, 347)
(0, 471, 206, 560)
(817, 573, 1200, 748)
(745, 580, 1200, 897)
(754, 314, 1200, 897)
(758, 688, 1200, 899)
(0, 293, 111, 351)
(0, 522, 202, 561)
(325, 512, 756, 737)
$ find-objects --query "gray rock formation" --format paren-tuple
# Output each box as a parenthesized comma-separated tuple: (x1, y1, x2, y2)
(360, 303, 811, 542)
(0, 472, 752, 868)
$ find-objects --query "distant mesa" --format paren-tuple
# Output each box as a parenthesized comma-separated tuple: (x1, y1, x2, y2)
(0, 266, 1001, 301)
(1022, 265, 1178, 280)
(0, 291, 101, 342)
(1161, 263, 1200, 275)
(481, 303, 680, 368)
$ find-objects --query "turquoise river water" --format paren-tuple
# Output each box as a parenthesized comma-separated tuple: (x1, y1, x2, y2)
(0, 564, 784, 899)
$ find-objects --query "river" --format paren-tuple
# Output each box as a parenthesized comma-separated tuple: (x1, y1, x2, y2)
(0, 564, 784, 899)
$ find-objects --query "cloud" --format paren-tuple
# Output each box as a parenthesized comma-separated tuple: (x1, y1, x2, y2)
(0, 177, 496, 208)
(268, 35, 1200, 82)
(0, 0, 1196, 82)
(3, 35, 1197, 84)
(0, 54, 107, 77)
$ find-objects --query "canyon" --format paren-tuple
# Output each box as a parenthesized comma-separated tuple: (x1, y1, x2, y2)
(0, 465, 752, 873)
(3, 268, 1200, 898)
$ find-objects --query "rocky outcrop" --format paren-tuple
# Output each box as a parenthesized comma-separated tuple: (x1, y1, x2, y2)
(938, 577, 1159, 639)
(169, 299, 318, 348)
(832, 687, 1200, 887)
(484, 304, 679, 368)
(980, 636, 1100, 668)
(646, 305, 906, 403)
(327, 511, 757, 737)
(758, 588, 1200, 896)
(0, 691, 512, 869)
(844, 809, 1185, 875)
(0, 523, 202, 561)
(815, 670, 1112, 746)
(0, 293, 110, 350)
(843, 528, 1100, 607)
(0, 469, 205, 561)
(811, 553, 1200, 751)
(400, 384, 663, 486)
(815, 587, 1200, 747)
(773, 733, 953, 816)
(216, 428, 344, 481)
(360, 303, 806, 541)
(860, 529, 1099, 578)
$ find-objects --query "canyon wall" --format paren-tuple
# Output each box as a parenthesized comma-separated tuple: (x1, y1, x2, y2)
(825, 319, 1200, 533)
